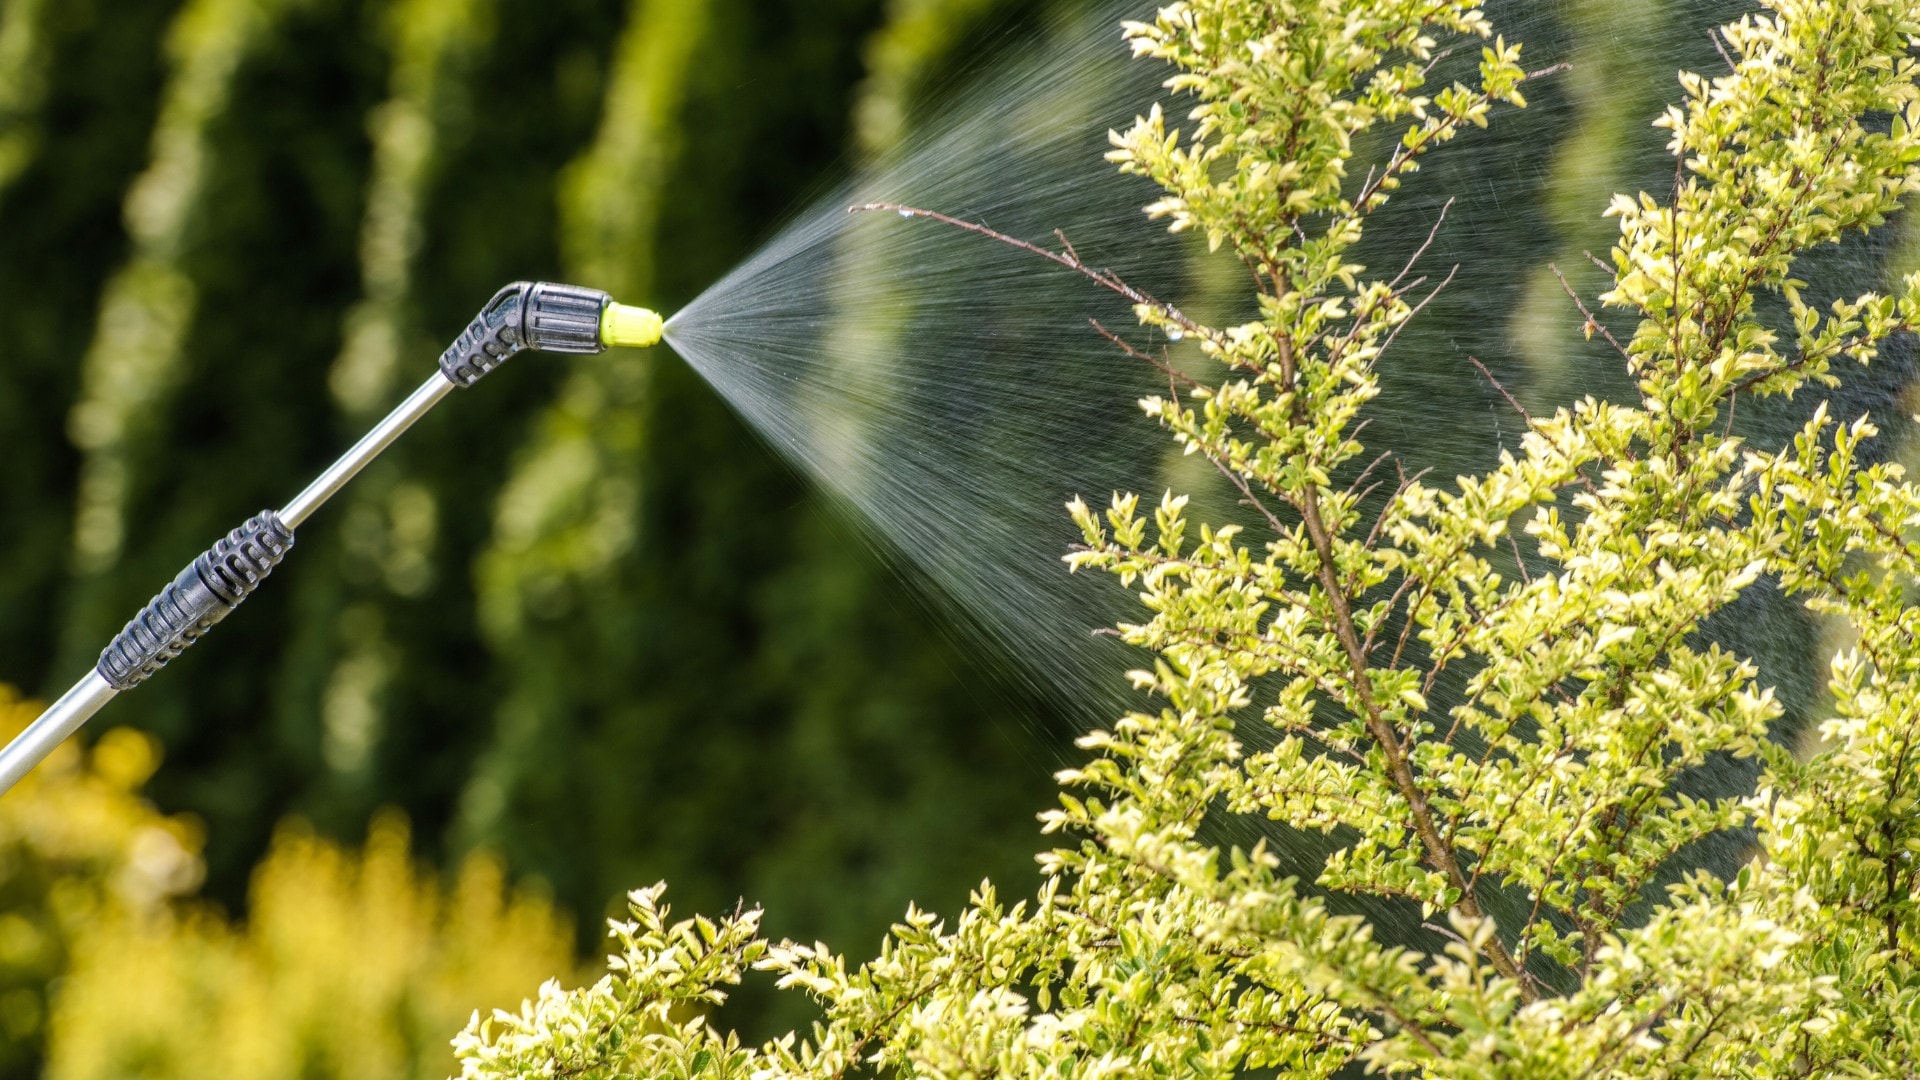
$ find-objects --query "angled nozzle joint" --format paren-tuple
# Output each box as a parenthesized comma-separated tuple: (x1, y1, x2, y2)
(439, 281, 615, 387)
(436, 281, 663, 387)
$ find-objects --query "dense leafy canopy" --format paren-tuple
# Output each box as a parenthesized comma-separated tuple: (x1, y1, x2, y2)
(458, 1, 1920, 1075)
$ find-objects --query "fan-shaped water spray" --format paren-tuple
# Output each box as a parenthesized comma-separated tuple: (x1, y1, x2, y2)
(659, 0, 1913, 774)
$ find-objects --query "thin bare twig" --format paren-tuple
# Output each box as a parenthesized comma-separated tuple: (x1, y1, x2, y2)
(1345, 450, 1396, 503)
(1209, 451, 1290, 539)
(1419, 47, 1456, 79)
(1581, 249, 1617, 282)
(1089, 319, 1202, 390)
(855, 203, 1214, 342)
(1469, 356, 1532, 426)
(1388, 197, 1455, 292)
(1378, 263, 1458, 359)
(1053, 228, 1082, 265)
(1507, 531, 1533, 585)
(1709, 26, 1738, 73)
(1549, 262, 1634, 366)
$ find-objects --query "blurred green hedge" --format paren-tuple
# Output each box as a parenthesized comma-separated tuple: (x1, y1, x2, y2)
(0, 0, 1067, 1044)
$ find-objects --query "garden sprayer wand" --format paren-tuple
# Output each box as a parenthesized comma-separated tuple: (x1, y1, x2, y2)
(0, 282, 665, 796)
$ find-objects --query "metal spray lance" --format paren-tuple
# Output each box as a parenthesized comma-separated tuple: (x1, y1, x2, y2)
(0, 282, 666, 795)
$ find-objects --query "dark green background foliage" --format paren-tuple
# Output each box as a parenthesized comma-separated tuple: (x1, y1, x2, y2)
(1, 0, 1915, 1046)
(0, 0, 1073, 1037)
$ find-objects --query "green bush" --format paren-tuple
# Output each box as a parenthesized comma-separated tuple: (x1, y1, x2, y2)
(453, 0, 1920, 1075)
(0, 687, 200, 1079)
(0, 684, 576, 1080)
(46, 812, 576, 1080)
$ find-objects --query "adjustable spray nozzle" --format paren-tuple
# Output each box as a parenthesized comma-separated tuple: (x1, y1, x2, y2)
(439, 281, 663, 386)
(0, 280, 665, 797)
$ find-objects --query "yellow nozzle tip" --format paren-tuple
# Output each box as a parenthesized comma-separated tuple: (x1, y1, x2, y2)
(601, 302, 664, 348)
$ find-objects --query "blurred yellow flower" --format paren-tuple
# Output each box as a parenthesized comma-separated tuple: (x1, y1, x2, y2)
(0, 685, 579, 1080)
(0, 685, 200, 1076)
(47, 813, 579, 1080)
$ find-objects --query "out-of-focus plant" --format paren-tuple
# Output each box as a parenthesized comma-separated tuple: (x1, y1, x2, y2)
(452, 0, 1920, 1075)
(854, 0, 1007, 155)
(45, 811, 577, 1080)
(0, 686, 201, 1079)
(0, 685, 576, 1080)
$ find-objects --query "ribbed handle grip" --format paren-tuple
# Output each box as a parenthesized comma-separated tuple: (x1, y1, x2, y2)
(439, 284, 528, 387)
(96, 511, 294, 690)
(437, 282, 610, 387)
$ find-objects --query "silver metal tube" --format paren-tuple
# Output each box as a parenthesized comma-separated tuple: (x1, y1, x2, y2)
(0, 372, 459, 798)
(279, 372, 456, 528)
(0, 671, 118, 794)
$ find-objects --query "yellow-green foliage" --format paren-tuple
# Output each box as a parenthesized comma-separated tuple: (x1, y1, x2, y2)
(46, 811, 576, 1080)
(0, 687, 200, 1076)
(454, 1, 1920, 1076)
(0, 684, 575, 1080)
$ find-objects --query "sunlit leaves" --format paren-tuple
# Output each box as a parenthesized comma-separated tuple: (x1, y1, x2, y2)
(1079, 0, 1920, 1070)
(454, 1, 1920, 1076)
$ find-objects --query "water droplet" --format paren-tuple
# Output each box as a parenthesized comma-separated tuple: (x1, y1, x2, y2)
(899, 209, 914, 218)
(1166, 327, 1184, 342)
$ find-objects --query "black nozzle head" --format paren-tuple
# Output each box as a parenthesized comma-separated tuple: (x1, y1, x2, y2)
(438, 281, 612, 387)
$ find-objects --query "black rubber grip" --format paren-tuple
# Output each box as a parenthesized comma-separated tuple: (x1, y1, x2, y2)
(96, 511, 295, 690)
(437, 281, 610, 387)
